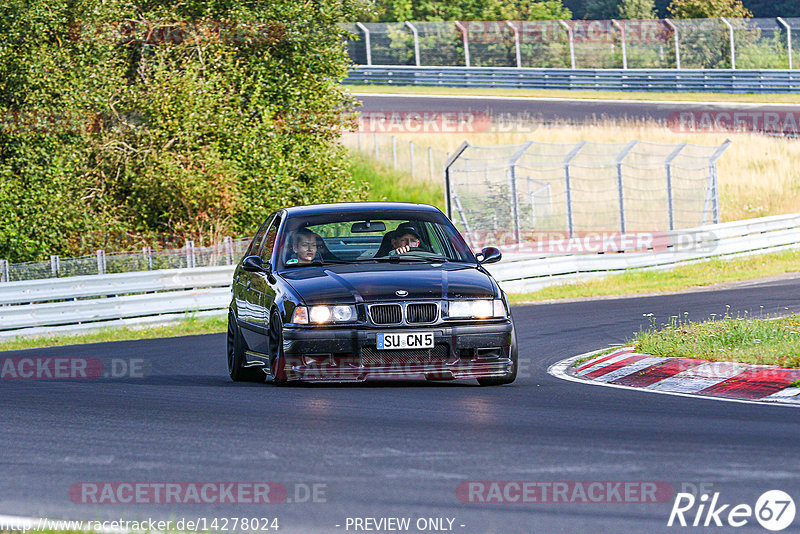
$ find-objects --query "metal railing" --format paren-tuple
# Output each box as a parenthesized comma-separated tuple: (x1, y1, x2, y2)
(344, 66, 800, 93)
(1, 213, 798, 339)
(1, 237, 251, 283)
(344, 18, 800, 70)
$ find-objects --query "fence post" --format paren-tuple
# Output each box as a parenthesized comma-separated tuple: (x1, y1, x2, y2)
(392, 136, 397, 169)
(143, 246, 153, 270)
(409, 141, 415, 178)
(612, 20, 627, 69)
(778, 17, 792, 69)
(615, 141, 638, 234)
(0, 259, 8, 282)
(374, 132, 379, 158)
(665, 143, 687, 231)
(444, 142, 470, 220)
(708, 139, 731, 225)
(455, 21, 470, 67)
(720, 17, 735, 69)
(505, 21, 522, 68)
(357, 132, 362, 151)
(405, 22, 421, 66)
(508, 142, 533, 246)
(665, 19, 681, 69)
(355, 22, 372, 66)
(428, 147, 434, 179)
(186, 240, 196, 269)
(224, 236, 235, 265)
(558, 20, 576, 69)
(96, 249, 106, 275)
(562, 141, 586, 238)
(50, 255, 60, 278)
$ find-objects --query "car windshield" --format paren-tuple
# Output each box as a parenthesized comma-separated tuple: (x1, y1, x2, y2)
(276, 210, 476, 267)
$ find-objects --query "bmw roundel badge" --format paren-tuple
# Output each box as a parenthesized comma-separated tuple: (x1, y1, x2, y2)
(396, 290, 408, 297)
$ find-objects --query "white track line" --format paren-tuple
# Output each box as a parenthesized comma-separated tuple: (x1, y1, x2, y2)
(548, 350, 800, 408)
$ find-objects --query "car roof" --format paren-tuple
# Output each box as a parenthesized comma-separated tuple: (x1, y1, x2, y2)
(281, 202, 443, 217)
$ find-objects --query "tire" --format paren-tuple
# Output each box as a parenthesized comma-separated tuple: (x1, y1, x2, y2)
(268, 310, 289, 386)
(227, 311, 266, 383)
(477, 323, 518, 386)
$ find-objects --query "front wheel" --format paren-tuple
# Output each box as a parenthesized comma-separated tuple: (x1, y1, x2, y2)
(227, 311, 265, 383)
(477, 324, 518, 386)
(268, 310, 289, 386)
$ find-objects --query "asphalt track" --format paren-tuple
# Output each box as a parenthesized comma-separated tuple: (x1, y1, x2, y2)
(3, 277, 800, 533)
(354, 92, 800, 129)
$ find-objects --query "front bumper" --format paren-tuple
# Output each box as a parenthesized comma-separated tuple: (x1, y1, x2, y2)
(280, 321, 513, 382)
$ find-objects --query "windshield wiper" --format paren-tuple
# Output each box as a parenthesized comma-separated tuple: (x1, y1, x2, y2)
(284, 259, 351, 267)
(371, 255, 448, 263)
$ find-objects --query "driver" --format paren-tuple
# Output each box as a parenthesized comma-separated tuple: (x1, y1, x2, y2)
(287, 228, 321, 264)
(389, 223, 422, 255)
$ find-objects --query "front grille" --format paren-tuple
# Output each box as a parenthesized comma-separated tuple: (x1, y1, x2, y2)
(407, 303, 438, 324)
(369, 304, 402, 325)
(360, 344, 449, 366)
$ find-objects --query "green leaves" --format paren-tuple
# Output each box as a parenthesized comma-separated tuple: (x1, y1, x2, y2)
(0, 0, 368, 262)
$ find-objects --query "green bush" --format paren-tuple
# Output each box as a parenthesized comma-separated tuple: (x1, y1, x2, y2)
(0, 0, 368, 262)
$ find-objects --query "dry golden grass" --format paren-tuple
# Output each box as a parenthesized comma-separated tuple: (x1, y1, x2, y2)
(374, 120, 800, 222)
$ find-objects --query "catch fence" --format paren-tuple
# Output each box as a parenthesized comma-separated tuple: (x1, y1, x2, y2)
(343, 18, 800, 70)
(444, 140, 731, 250)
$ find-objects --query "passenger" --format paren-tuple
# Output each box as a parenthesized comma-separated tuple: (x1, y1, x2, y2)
(287, 228, 321, 264)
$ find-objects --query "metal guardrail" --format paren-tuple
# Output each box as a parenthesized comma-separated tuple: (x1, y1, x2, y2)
(486, 212, 800, 293)
(345, 66, 800, 93)
(0, 213, 798, 339)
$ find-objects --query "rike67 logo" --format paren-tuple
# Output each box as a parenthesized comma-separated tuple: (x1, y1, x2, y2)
(668, 490, 796, 531)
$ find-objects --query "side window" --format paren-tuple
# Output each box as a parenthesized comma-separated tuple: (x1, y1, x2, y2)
(260, 215, 282, 262)
(245, 214, 275, 257)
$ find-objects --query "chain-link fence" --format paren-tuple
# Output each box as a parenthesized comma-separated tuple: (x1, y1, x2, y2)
(342, 132, 450, 182)
(444, 140, 730, 250)
(0, 237, 252, 283)
(345, 18, 800, 69)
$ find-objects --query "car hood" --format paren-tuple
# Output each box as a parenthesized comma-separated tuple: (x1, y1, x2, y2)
(280, 263, 496, 304)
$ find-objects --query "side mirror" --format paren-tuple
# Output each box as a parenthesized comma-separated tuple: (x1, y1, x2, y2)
(478, 247, 502, 264)
(242, 255, 267, 273)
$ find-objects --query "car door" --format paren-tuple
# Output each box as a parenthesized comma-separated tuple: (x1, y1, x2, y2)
(235, 214, 273, 327)
(240, 214, 281, 353)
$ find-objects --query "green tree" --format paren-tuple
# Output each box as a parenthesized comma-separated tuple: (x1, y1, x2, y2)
(667, 0, 752, 18)
(618, 0, 657, 19)
(369, 0, 570, 22)
(0, 0, 369, 262)
(583, 0, 620, 19)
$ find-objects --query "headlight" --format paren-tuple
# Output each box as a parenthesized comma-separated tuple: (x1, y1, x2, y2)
(448, 299, 506, 319)
(293, 305, 357, 324)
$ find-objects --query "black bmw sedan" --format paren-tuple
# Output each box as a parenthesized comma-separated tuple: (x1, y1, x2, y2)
(227, 202, 517, 385)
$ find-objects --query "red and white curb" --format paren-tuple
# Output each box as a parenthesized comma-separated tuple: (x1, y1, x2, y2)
(549, 347, 800, 407)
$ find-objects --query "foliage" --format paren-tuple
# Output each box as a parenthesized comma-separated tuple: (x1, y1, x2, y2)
(667, 0, 752, 19)
(368, 0, 571, 22)
(617, 0, 657, 19)
(0, 0, 369, 262)
(582, 0, 620, 19)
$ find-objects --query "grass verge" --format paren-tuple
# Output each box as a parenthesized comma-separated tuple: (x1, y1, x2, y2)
(349, 150, 444, 209)
(0, 315, 226, 352)
(345, 84, 800, 104)
(508, 248, 800, 305)
(633, 313, 800, 368)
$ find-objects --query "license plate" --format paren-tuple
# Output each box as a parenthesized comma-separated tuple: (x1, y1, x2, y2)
(377, 332, 434, 350)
